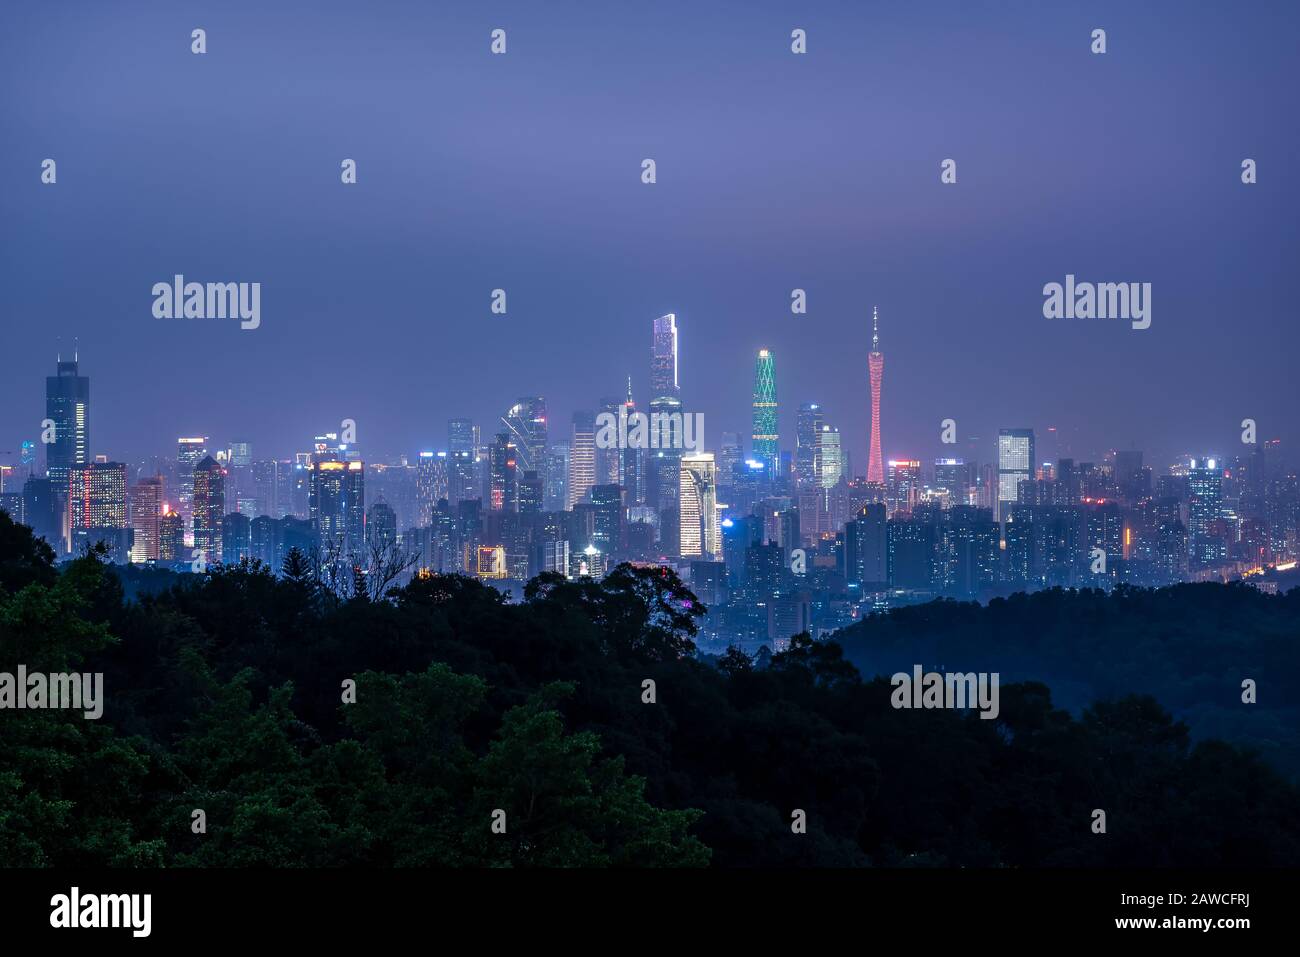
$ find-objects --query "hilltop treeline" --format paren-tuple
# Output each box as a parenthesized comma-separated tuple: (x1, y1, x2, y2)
(834, 582, 1300, 782)
(1, 511, 1296, 867)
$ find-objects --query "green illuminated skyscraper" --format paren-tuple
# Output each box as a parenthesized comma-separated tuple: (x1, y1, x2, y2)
(751, 349, 779, 475)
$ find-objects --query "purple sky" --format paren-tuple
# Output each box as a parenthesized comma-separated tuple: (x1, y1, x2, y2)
(2, 0, 1297, 474)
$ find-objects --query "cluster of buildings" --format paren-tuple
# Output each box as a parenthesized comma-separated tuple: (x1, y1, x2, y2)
(2, 318, 1297, 652)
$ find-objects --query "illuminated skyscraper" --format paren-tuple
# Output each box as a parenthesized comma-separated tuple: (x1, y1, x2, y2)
(192, 456, 226, 565)
(177, 436, 208, 519)
(649, 316, 683, 543)
(618, 377, 644, 505)
(795, 403, 824, 491)
(596, 395, 623, 487)
(819, 425, 844, 489)
(648, 394, 683, 551)
(751, 349, 779, 474)
(867, 307, 885, 485)
(500, 398, 547, 473)
(45, 355, 90, 488)
(997, 429, 1035, 522)
(310, 459, 366, 556)
(447, 419, 478, 504)
(650, 314, 679, 400)
(68, 461, 127, 531)
(159, 507, 184, 563)
(567, 411, 596, 509)
(67, 461, 128, 560)
(489, 432, 519, 512)
(129, 476, 164, 562)
(886, 459, 922, 515)
(1187, 457, 1225, 567)
(679, 453, 720, 559)
(414, 451, 449, 524)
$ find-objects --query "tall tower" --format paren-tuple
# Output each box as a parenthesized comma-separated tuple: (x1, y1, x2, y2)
(679, 453, 720, 559)
(649, 315, 683, 550)
(500, 398, 547, 473)
(45, 354, 90, 487)
(867, 307, 885, 485)
(650, 314, 679, 400)
(192, 456, 226, 565)
(996, 428, 1035, 523)
(566, 410, 596, 509)
(751, 349, 779, 474)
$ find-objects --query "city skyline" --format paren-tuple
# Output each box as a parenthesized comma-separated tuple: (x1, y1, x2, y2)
(2, 2, 1297, 472)
(0, 328, 1277, 476)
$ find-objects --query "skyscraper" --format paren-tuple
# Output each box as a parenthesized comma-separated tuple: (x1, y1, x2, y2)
(867, 307, 885, 485)
(500, 398, 547, 473)
(489, 432, 519, 512)
(67, 461, 127, 531)
(414, 451, 449, 524)
(819, 425, 844, 489)
(1187, 457, 1225, 567)
(596, 395, 624, 487)
(997, 429, 1035, 522)
(617, 377, 644, 505)
(649, 316, 684, 546)
(310, 459, 366, 556)
(45, 355, 90, 488)
(366, 500, 398, 550)
(887, 459, 922, 515)
(751, 349, 778, 474)
(159, 507, 184, 563)
(67, 461, 128, 560)
(192, 456, 226, 565)
(177, 436, 208, 520)
(129, 476, 165, 562)
(566, 411, 596, 509)
(447, 418, 478, 504)
(650, 314, 679, 400)
(679, 453, 720, 559)
(795, 403, 824, 491)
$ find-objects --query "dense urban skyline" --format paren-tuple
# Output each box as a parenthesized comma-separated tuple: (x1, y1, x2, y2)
(2, 1, 1298, 470)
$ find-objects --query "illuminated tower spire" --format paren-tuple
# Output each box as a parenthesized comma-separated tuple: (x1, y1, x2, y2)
(867, 307, 885, 485)
(751, 349, 779, 474)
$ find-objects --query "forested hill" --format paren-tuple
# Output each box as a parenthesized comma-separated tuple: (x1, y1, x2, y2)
(2, 511, 1297, 867)
(833, 582, 1300, 782)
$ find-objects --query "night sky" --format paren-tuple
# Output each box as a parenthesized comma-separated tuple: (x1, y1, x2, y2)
(2, 0, 1296, 472)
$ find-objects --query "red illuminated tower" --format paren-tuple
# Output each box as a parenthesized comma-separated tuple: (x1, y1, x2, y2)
(867, 306, 884, 485)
